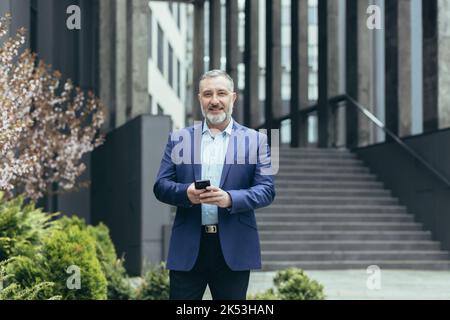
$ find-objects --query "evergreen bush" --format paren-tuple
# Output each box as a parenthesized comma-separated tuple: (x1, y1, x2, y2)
(135, 262, 169, 300)
(248, 268, 325, 300)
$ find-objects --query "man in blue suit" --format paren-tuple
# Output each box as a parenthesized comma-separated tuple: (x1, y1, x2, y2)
(153, 70, 275, 300)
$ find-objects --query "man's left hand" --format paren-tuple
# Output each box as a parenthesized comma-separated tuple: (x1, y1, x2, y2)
(199, 186, 232, 208)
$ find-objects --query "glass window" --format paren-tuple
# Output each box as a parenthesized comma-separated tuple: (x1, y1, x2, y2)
(157, 103, 164, 115)
(149, 94, 153, 114)
(177, 59, 181, 98)
(169, 45, 174, 88)
(177, 3, 181, 29)
(157, 24, 164, 75)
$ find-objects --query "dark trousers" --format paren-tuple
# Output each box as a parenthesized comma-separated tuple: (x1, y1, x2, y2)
(169, 229, 250, 300)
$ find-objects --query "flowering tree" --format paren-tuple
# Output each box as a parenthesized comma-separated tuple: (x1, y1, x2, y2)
(0, 14, 105, 201)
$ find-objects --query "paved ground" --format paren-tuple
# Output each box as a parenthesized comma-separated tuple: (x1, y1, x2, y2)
(204, 270, 450, 300)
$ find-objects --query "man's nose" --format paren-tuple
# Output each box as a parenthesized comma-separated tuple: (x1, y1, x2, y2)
(210, 94, 220, 104)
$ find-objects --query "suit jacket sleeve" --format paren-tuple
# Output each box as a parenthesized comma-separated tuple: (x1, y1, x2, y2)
(153, 134, 192, 208)
(226, 132, 276, 214)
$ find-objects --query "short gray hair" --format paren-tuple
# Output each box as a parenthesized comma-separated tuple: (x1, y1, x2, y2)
(199, 69, 234, 92)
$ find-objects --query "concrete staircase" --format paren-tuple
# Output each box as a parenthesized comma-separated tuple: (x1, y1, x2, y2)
(258, 147, 450, 270)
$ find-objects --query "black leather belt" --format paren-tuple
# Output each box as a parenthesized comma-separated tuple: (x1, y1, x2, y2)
(203, 224, 218, 234)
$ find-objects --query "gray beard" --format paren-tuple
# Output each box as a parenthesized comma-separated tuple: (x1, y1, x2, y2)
(202, 104, 233, 125)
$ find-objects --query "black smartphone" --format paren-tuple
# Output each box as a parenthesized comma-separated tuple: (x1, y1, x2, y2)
(195, 179, 211, 190)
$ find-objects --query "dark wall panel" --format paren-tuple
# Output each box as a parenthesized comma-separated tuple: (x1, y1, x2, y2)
(92, 115, 172, 276)
(355, 129, 450, 251)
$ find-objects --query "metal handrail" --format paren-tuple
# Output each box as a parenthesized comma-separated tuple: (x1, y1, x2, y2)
(258, 93, 450, 187)
(255, 95, 347, 130)
(336, 94, 450, 188)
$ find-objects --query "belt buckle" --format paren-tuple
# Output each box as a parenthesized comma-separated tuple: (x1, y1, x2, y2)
(205, 225, 217, 233)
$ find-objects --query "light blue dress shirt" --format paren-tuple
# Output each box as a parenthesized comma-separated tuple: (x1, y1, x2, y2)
(200, 118, 233, 225)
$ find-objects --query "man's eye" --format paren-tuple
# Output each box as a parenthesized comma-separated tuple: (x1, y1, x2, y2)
(203, 93, 212, 97)
(218, 92, 227, 96)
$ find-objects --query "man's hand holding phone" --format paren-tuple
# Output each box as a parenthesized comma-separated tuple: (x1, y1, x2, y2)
(199, 185, 232, 209)
(187, 180, 232, 208)
(187, 181, 208, 205)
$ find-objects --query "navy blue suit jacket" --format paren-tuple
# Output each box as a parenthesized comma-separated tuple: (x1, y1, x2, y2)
(153, 120, 275, 271)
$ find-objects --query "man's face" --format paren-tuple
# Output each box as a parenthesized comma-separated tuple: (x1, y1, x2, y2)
(198, 76, 237, 125)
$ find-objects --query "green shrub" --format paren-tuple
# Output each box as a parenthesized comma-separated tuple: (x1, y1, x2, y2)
(247, 288, 280, 300)
(0, 194, 136, 300)
(0, 258, 61, 300)
(56, 216, 134, 300)
(248, 268, 325, 300)
(0, 193, 56, 260)
(274, 268, 325, 300)
(135, 262, 169, 300)
(88, 223, 134, 300)
(40, 224, 108, 300)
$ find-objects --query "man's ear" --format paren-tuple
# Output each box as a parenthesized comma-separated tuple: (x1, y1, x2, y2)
(232, 92, 237, 103)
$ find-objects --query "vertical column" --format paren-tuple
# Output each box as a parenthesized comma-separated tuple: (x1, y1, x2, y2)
(99, 0, 114, 129)
(422, 0, 438, 132)
(345, 0, 358, 148)
(398, 0, 412, 137)
(291, 0, 308, 147)
(411, 0, 423, 135)
(209, 0, 221, 70)
(128, 0, 149, 118)
(385, 0, 399, 140)
(317, 0, 329, 147)
(290, 0, 300, 147)
(193, 0, 205, 121)
(0, 1, 11, 19)
(115, 0, 127, 127)
(78, 0, 100, 93)
(438, 0, 450, 129)
(10, 0, 30, 48)
(265, 0, 281, 130)
(244, 0, 259, 128)
(327, 0, 340, 97)
(357, 0, 372, 146)
(299, 0, 309, 147)
(372, 0, 385, 144)
(327, 0, 342, 146)
(226, 0, 240, 123)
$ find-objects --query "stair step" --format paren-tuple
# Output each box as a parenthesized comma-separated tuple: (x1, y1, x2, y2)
(262, 260, 450, 271)
(275, 158, 365, 165)
(259, 231, 432, 241)
(276, 181, 384, 189)
(258, 204, 408, 213)
(257, 222, 423, 231)
(256, 213, 414, 223)
(279, 148, 355, 156)
(262, 146, 447, 270)
(277, 166, 369, 174)
(275, 189, 390, 197)
(261, 250, 450, 261)
(260, 241, 440, 251)
(276, 173, 377, 181)
(278, 153, 357, 160)
(273, 196, 399, 205)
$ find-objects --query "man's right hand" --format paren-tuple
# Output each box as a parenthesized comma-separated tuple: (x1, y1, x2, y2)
(187, 182, 206, 205)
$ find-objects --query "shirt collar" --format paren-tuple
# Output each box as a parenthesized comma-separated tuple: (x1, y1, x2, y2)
(202, 118, 234, 137)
